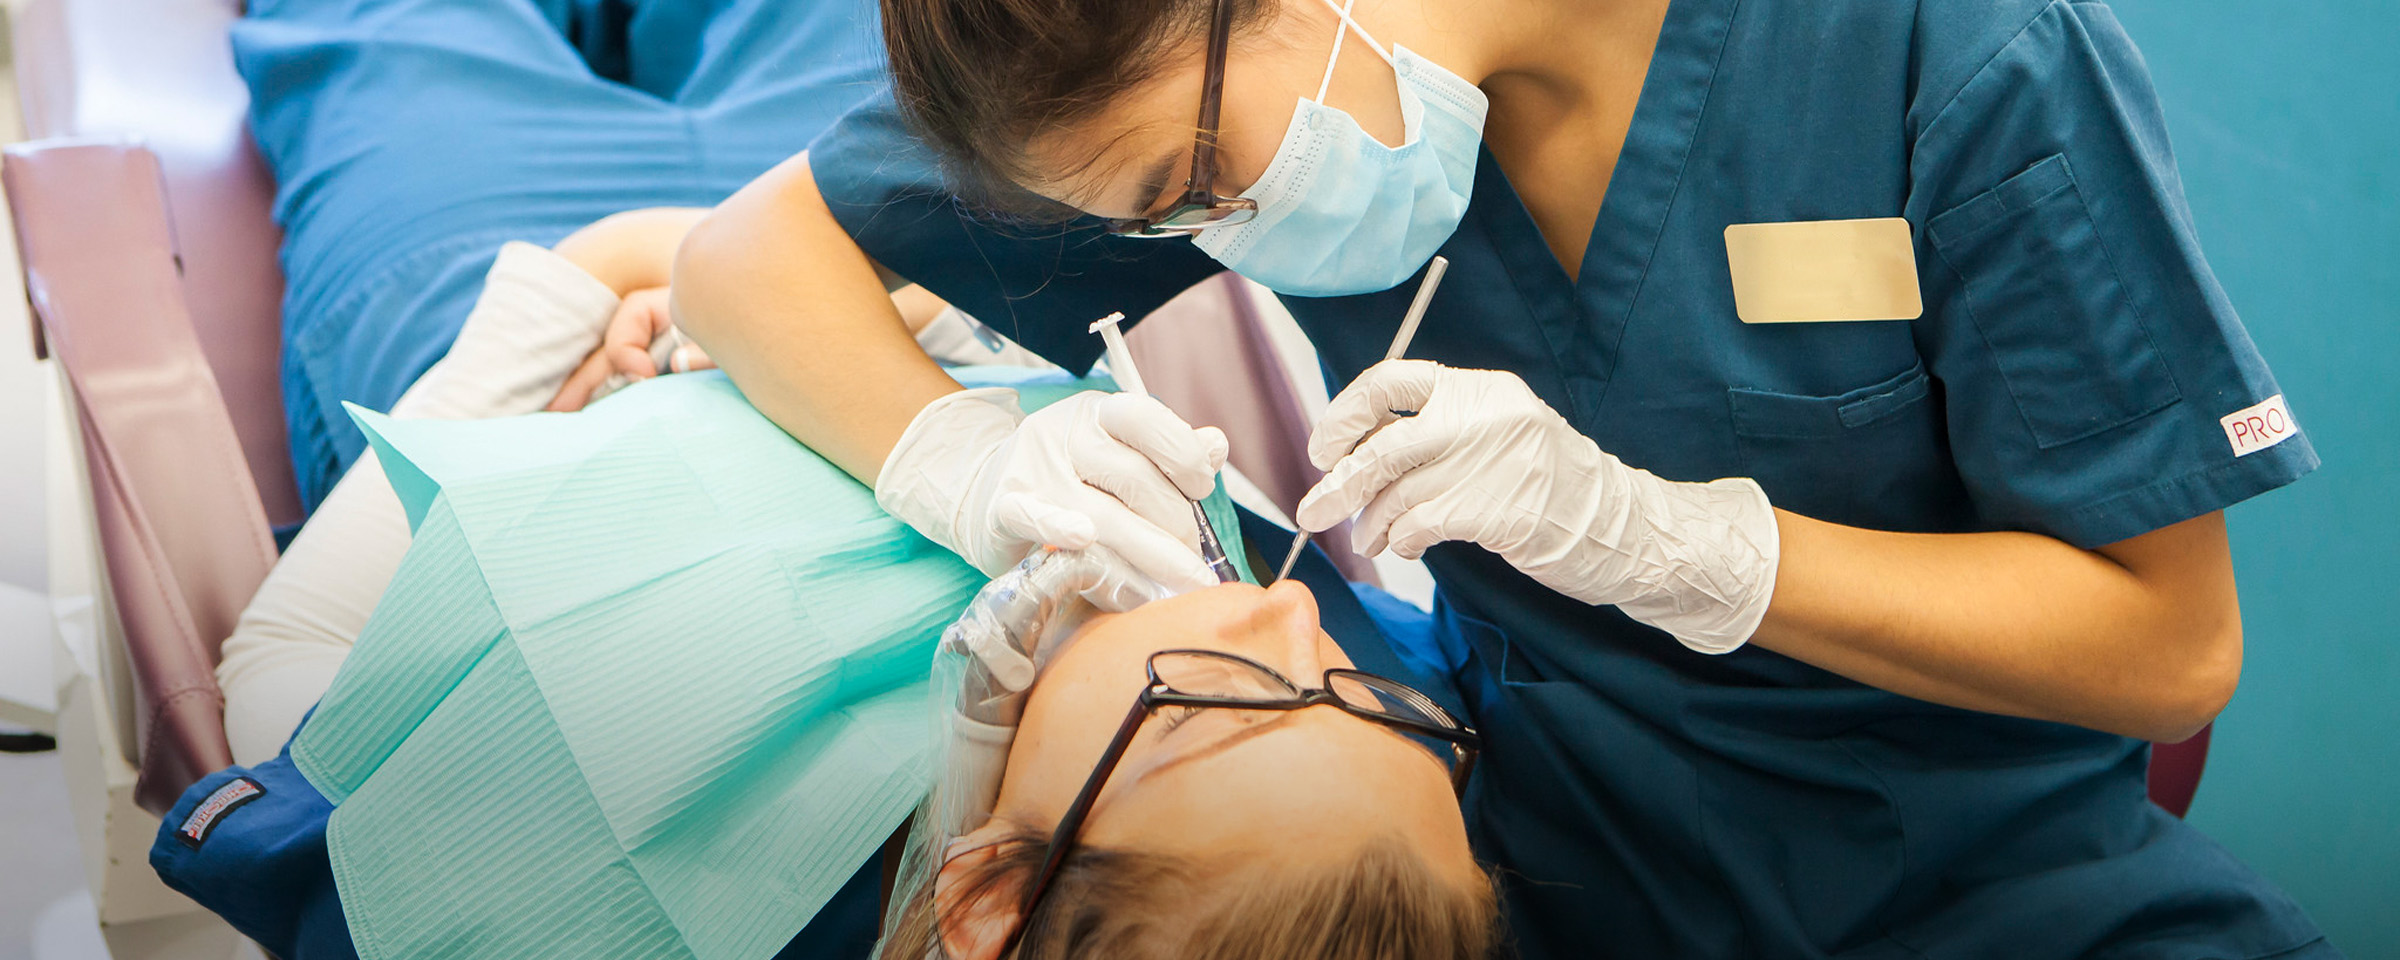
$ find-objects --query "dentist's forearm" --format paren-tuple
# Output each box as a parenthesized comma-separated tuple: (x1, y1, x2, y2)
(1749, 511, 2242, 743)
(671, 152, 963, 483)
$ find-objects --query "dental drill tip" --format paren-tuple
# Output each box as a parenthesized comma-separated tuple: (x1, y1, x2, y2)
(1192, 500, 1241, 583)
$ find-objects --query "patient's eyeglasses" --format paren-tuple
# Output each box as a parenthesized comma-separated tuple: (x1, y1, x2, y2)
(1104, 0, 1259, 237)
(1002, 649, 1479, 956)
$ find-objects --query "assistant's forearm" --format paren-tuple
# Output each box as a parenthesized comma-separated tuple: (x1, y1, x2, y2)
(671, 153, 962, 483)
(1749, 512, 2240, 741)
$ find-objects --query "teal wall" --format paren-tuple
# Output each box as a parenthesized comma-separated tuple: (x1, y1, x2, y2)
(2107, 0, 2400, 953)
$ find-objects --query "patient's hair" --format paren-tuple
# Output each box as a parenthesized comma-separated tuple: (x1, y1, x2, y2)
(884, 829, 1503, 959)
(879, 0, 1267, 216)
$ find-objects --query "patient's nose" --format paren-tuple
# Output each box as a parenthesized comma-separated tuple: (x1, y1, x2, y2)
(1260, 579, 1325, 679)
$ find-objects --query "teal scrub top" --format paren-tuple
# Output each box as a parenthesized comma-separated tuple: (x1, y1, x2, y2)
(807, 0, 2332, 956)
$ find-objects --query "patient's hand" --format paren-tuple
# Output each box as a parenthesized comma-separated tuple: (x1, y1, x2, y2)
(549, 287, 715, 411)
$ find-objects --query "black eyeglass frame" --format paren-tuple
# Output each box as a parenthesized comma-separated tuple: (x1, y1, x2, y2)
(1000, 649, 1480, 956)
(1103, 0, 1260, 237)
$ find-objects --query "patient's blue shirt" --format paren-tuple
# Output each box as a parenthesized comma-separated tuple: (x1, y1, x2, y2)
(234, 0, 886, 515)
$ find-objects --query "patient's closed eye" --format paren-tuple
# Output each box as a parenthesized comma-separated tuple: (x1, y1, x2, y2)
(1160, 706, 1206, 733)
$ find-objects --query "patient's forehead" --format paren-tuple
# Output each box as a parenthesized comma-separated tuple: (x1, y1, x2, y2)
(1082, 697, 1479, 886)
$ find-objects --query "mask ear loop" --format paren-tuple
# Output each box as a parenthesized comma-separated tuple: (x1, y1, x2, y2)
(1312, 0, 1397, 104)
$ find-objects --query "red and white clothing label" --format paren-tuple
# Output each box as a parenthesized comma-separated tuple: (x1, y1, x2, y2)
(2220, 395, 2299, 458)
(178, 777, 265, 848)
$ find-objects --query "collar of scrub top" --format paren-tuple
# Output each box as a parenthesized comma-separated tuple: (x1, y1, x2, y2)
(1104, 0, 1259, 237)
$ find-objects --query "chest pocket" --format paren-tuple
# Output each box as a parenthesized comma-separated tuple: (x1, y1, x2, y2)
(1928, 154, 2182, 448)
(1728, 360, 1967, 532)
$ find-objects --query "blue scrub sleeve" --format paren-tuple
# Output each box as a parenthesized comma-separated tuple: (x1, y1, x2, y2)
(1905, 0, 2317, 548)
(806, 91, 1228, 373)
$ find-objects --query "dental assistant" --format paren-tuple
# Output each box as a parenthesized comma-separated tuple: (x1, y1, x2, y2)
(661, 0, 2332, 956)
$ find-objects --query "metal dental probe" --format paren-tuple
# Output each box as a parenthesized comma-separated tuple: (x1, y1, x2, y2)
(1275, 255, 1450, 584)
(1089, 312, 1244, 584)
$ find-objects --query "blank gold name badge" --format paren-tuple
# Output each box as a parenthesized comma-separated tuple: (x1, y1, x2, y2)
(1724, 218, 1924, 324)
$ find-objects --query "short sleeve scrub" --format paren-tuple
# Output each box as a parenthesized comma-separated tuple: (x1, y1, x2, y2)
(806, 1, 2331, 957)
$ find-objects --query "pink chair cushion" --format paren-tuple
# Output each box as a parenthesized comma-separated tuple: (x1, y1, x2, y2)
(1128, 275, 1379, 585)
(12, 0, 300, 531)
(2148, 724, 2209, 819)
(4, 142, 277, 812)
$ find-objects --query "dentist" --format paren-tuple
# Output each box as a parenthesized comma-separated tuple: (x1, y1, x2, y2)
(648, 0, 2334, 956)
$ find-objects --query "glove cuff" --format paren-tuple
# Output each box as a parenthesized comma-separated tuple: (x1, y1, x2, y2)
(1612, 476, 1782, 655)
(875, 387, 1025, 559)
(941, 710, 1018, 837)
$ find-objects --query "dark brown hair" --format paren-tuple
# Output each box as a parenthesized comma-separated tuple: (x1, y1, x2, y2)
(881, 828, 1503, 959)
(880, 0, 1265, 213)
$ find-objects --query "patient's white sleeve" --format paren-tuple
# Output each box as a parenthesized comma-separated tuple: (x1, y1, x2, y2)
(219, 243, 624, 764)
(914, 306, 1058, 370)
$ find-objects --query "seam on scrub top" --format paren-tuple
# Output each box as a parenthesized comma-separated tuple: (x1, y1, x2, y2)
(1588, 0, 1741, 418)
(1684, 755, 1760, 960)
(1930, 153, 2187, 451)
(2060, 439, 2314, 549)
(305, 226, 538, 345)
(680, 104, 708, 193)
(1922, 225, 2052, 449)
(2057, 155, 2189, 406)
(1466, 182, 1580, 418)
(2238, 937, 2334, 960)
(1726, 361, 1932, 438)
(1908, 0, 2066, 150)
(355, 0, 593, 78)
(1829, 735, 1916, 908)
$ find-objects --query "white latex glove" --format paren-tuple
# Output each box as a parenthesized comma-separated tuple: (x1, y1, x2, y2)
(942, 548, 1161, 724)
(878, 388, 1229, 604)
(934, 546, 1166, 836)
(1295, 361, 1781, 654)
(925, 549, 1089, 843)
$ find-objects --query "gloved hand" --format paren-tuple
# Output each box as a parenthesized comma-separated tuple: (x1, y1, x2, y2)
(935, 548, 1151, 838)
(1295, 361, 1781, 654)
(877, 387, 1229, 605)
(942, 548, 1159, 726)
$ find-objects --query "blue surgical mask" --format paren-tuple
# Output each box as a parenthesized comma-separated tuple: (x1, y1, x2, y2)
(1193, 1, 1488, 297)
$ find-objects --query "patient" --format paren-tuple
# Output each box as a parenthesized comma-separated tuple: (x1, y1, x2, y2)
(188, 0, 1504, 954)
(189, 204, 1494, 959)
(894, 578, 1499, 960)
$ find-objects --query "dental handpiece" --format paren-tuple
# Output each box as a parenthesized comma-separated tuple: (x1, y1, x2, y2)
(1090, 313, 1243, 584)
(1274, 255, 1450, 584)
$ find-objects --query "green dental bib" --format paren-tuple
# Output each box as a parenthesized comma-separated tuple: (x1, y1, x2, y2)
(297, 368, 1234, 960)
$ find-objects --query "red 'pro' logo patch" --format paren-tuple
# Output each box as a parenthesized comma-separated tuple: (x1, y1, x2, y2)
(2219, 395, 2298, 458)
